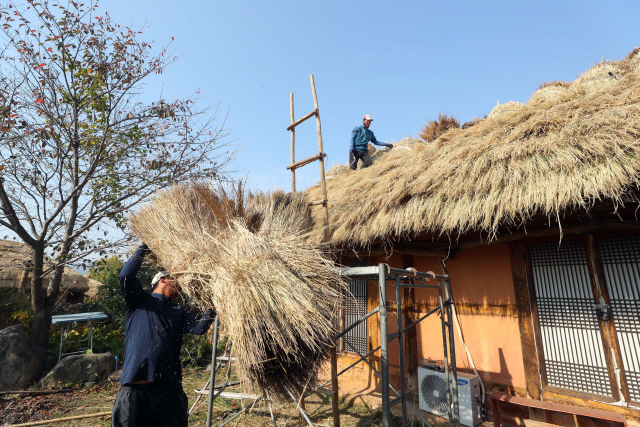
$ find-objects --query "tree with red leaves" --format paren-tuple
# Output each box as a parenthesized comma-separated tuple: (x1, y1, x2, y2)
(0, 0, 232, 351)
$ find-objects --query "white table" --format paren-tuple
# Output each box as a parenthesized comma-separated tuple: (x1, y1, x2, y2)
(51, 312, 109, 361)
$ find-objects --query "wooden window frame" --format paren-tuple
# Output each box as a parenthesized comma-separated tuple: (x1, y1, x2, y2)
(512, 234, 636, 405)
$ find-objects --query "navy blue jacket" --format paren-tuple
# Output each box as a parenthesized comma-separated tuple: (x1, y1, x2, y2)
(119, 244, 215, 385)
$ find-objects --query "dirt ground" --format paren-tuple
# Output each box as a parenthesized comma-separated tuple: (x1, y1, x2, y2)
(0, 368, 412, 427)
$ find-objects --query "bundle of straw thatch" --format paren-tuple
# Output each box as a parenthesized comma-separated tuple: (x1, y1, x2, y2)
(419, 113, 460, 142)
(488, 100, 524, 118)
(326, 163, 350, 179)
(306, 48, 640, 247)
(129, 183, 346, 399)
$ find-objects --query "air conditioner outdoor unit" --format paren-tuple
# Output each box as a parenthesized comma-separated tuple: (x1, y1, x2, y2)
(417, 366, 482, 427)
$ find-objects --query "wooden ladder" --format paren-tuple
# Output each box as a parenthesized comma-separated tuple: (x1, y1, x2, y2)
(286, 75, 340, 427)
(286, 74, 330, 243)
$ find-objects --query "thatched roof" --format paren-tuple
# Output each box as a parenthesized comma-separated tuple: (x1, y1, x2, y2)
(0, 241, 32, 279)
(0, 240, 97, 292)
(307, 48, 640, 248)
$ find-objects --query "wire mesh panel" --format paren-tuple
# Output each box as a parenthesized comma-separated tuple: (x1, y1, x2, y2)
(529, 241, 612, 396)
(597, 236, 640, 403)
(342, 260, 369, 355)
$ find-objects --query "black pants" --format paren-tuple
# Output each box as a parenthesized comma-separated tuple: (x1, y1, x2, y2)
(112, 383, 188, 427)
(349, 150, 372, 170)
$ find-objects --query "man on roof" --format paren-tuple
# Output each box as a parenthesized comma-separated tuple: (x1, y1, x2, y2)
(349, 114, 393, 170)
(111, 243, 216, 427)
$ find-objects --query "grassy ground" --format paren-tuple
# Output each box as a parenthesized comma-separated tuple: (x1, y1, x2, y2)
(0, 368, 395, 427)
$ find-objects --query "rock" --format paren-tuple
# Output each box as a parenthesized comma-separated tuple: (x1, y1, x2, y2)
(108, 369, 122, 384)
(0, 325, 45, 391)
(39, 353, 114, 388)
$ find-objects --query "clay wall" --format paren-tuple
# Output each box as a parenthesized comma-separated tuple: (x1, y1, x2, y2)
(331, 243, 526, 399)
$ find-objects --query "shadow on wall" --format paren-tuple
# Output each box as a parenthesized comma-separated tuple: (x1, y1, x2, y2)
(493, 348, 515, 395)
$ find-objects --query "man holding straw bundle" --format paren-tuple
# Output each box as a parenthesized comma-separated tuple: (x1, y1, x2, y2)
(349, 114, 393, 170)
(111, 243, 216, 427)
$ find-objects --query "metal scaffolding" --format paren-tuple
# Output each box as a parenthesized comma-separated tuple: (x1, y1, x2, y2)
(203, 263, 460, 427)
(322, 263, 461, 427)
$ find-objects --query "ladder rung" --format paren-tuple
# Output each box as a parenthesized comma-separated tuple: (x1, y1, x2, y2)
(309, 199, 327, 206)
(193, 380, 241, 394)
(196, 390, 259, 400)
(287, 109, 318, 131)
(287, 153, 326, 170)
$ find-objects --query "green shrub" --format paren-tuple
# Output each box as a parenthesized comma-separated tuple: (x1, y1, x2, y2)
(181, 333, 213, 368)
(92, 325, 125, 359)
(10, 307, 33, 334)
(92, 257, 126, 327)
(0, 288, 33, 332)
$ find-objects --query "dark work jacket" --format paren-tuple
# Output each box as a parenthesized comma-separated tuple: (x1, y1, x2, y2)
(119, 244, 215, 385)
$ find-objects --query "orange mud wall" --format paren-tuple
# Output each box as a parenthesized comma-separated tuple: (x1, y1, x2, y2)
(329, 243, 526, 401)
(412, 244, 526, 391)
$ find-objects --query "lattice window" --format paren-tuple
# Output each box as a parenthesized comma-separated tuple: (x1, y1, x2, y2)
(545, 361, 611, 394)
(341, 260, 369, 355)
(530, 241, 589, 267)
(529, 241, 613, 397)
(598, 236, 640, 264)
(598, 237, 640, 402)
(536, 298, 600, 330)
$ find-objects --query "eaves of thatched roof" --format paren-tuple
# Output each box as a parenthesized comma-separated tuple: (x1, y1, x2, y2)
(306, 48, 640, 249)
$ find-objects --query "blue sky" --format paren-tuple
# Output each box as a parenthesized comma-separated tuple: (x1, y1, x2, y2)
(104, 0, 640, 192)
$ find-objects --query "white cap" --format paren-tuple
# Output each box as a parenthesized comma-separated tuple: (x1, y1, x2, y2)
(363, 114, 373, 121)
(151, 271, 170, 287)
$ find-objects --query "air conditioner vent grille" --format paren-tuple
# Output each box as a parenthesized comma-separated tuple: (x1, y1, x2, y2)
(420, 374, 449, 416)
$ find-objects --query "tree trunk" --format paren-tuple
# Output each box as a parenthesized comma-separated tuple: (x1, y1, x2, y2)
(18, 263, 31, 292)
(31, 245, 68, 348)
(31, 304, 54, 349)
(29, 245, 56, 349)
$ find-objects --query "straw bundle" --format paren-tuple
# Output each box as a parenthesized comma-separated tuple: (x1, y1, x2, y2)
(419, 113, 460, 142)
(370, 137, 424, 162)
(306, 48, 640, 247)
(626, 47, 640, 73)
(326, 163, 349, 179)
(394, 137, 426, 150)
(571, 61, 621, 93)
(488, 101, 524, 118)
(528, 82, 569, 107)
(128, 183, 347, 399)
(461, 117, 484, 129)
